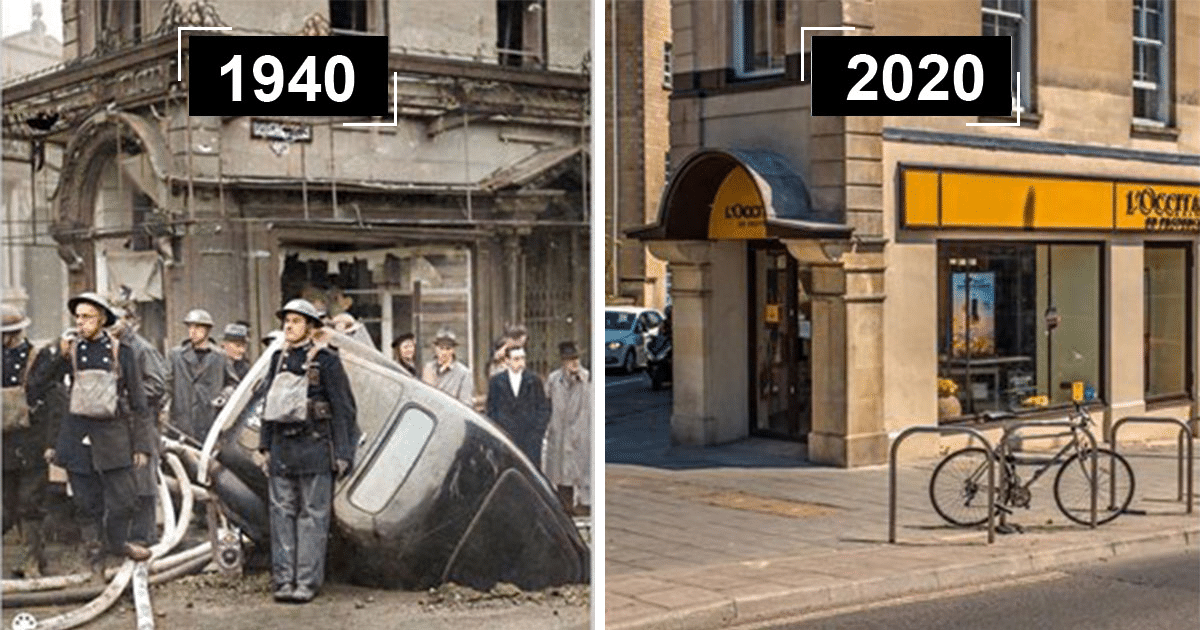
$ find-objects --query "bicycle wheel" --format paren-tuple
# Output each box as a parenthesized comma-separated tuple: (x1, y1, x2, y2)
(1053, 447, 1135, 526)
(929, 447, 994, 527)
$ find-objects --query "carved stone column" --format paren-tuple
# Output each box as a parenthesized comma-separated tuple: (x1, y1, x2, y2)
(648, 240, 749, 446)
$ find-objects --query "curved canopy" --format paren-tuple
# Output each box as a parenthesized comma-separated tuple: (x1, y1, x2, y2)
(629, 148, 852, 241)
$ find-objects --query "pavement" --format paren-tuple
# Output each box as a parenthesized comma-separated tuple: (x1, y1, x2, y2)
(604, 374, 1200, 630)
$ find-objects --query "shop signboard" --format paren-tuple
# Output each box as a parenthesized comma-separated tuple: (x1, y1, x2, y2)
(708, 167, 767, 239)
(900, 166, 1200, 233)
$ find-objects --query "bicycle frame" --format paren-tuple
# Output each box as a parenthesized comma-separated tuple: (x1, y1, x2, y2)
(997, 431, 1085, 504)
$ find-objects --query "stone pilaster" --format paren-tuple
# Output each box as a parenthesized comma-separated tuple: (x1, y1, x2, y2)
(807, 244, 889, 467)
(648, 240, 749, 446)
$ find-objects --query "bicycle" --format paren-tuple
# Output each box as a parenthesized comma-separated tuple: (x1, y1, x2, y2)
(929, 399, 1135, 528)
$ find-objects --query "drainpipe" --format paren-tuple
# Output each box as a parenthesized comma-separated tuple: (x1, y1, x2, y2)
(610, 1, 619, 297)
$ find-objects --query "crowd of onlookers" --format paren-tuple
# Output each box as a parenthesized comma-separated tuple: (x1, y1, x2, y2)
(2, 295, 592, 594)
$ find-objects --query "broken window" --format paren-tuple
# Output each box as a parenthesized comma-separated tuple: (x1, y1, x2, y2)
(95, 0, 142, 52)
(329, 0, 382, 34)
(497, 0, 545, 68)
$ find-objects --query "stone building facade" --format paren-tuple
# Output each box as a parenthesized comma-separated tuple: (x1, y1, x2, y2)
(605, 0, 671, 308)
(636, 0, 1198, 466)
(1, 2, 66, 342)
(1, 0, 591, 388)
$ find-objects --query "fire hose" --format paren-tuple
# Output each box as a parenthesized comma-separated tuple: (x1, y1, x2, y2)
(1, 452, 212, 628)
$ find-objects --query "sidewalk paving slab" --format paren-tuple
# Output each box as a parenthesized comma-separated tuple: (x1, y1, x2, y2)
(605, 440, 1200, 630)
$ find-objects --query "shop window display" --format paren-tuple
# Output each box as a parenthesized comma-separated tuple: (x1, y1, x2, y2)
(938, 242, 1103, 418)
(1144, 244, 1191, 399)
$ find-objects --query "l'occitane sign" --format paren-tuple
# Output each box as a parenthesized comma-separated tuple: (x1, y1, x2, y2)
(901, 166, 1200, 233)
(708, 167, 767, 239)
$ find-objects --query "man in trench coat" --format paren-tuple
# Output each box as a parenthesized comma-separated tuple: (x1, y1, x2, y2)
(166, 309, 235, 442)
(542, 341, 591, 515)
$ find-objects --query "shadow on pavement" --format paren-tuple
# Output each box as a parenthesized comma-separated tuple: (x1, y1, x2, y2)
(606, 387, 820, 470)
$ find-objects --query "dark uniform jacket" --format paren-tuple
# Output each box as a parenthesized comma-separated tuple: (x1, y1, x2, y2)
(48, 332, 152, 473)
(124, 332, 166, 414)
(258, 342, 358, 477)
(121, 331, 166, 497)
(485, 369, 550, 464)
(167, 340, 234, 440)
(2, 340, 65, 472)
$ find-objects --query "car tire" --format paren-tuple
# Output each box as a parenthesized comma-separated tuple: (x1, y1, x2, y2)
(622, 350, 635, 374)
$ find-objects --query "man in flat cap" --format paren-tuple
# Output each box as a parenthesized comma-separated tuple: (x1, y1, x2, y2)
(543, 341, 591, 516)
(221, 322, 252, 383)
(166, 308, 235, 442)
(486, 345, 549, 465)
(391, 332, 418, 377)
(2, 304, 67, 577)
(44, 292, 154, 572)
(421, 329, 474, 407)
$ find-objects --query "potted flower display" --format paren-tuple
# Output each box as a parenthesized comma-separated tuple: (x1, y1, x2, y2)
(937, 378, 962, 420)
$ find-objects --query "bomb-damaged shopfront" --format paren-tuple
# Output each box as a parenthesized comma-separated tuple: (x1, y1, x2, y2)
(1, 4, 592, 387)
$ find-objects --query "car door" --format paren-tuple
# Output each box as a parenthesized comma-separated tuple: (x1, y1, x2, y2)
(631, 318, 646, 367)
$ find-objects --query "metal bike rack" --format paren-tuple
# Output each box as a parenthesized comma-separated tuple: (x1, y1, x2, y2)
(1110, 416, 1193, 514)
(890, 426, 997, 545)
(999, 419, 1099, 528)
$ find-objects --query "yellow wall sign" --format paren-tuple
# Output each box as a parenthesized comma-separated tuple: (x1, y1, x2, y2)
(902, 167, 1200, 233)
(708, 167, 767, 239)
(1115, 183, 1200, 232)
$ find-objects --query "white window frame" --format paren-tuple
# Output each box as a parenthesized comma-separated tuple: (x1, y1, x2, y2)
(732, 0, 787, 79)
(1132, 0, 1171, 127)
(981, 0, 1033, 114)
(663, 41, 674, 89)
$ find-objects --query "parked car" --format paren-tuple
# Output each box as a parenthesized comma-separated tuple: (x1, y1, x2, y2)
(200, 329, 590, 591)
(605, 306, 664, 373)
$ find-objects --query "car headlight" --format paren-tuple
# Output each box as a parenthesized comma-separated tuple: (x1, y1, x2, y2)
(607, 341, 622, 350)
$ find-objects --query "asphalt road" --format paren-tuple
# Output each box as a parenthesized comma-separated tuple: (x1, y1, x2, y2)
(604, 368, 672, 465)
(757, 548, 1200, 630)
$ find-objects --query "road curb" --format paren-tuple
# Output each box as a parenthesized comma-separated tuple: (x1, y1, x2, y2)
(606, 526, 1200, 630)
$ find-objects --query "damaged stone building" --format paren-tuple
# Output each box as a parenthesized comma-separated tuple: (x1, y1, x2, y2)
(1, 0, 591, 385)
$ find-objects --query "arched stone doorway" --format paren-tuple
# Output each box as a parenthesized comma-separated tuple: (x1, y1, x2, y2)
(631, 148, 888, 467)
(52, 111, 176, 347)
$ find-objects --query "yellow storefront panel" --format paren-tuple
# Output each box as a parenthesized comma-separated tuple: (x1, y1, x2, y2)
(708, 167, 768, 239)
(940, 172, 1111, 230)
(901, 169, 940, 227)
(1115, 183, 1200, 233)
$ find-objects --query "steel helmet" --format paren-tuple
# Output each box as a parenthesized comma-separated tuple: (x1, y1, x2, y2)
(276, 299, 324, 327)
(67, 292, 118, 327)
(1, 304, 31, 333)
(183, 309, 215, 327)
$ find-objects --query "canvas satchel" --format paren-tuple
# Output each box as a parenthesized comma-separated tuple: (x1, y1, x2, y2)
(68, 338, 120, 419)
(262, 345, 322, 424)
(1, 387, 30, 432)
(3, 342, 44, 432)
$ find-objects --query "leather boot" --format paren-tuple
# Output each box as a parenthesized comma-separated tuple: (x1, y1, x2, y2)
(15, 519, 45, 579)
(80, 524, 105, 577)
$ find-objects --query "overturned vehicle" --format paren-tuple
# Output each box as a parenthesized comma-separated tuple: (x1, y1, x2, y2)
(197, 330, 590, 591)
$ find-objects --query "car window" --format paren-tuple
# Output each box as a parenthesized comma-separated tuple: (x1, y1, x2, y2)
(646, 312, 662, 327)
(606, 311, 634, 330)
(349, 404, 435, 514)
